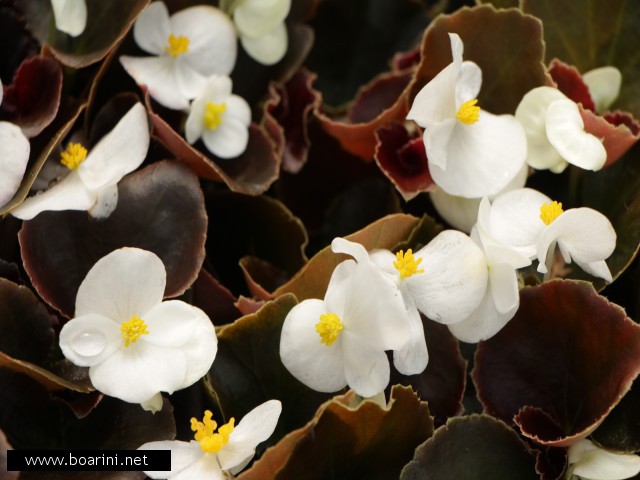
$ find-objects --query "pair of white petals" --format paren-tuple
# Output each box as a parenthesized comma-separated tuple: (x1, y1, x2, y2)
(569, 439, 640, 480)
(11, 103, 149, 220)
(59, 248, 217, 411)
(233, 0, 291, 65)
(407, 33, 526, 198)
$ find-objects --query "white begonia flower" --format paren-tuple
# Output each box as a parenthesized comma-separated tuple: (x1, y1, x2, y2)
(232, 0, 291, 65)
(568, 439, 640, 480)
(429, 163, 528, 233)
(448, 197, 532, 343)
(10, 103, 149, 220)
(515, 86, 606, 173)
(185, 75, 251, 159)
(58, 248, 217, 412)
(484, 188, 616, 282)
(280, 238, 411, 398)
(0, 78, 30, 208)
(582, 66, 622, 113)
(406, 32, 526, 198)
(370, 230, 488, 375)
(120, 1, 237, 110)
(139, 400, 281, 480)
(51, 0, 87, 37)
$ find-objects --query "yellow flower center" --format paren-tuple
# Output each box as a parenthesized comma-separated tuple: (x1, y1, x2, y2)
(165, 34, 190, 57)
(191, 410, 235, 453)
(316, 312, 343, 346)
(204, 102, 227, 131)
(60, 142, 88, 170)
(120, 315, 149, 347)
(540, 201, 564, 226)
(456, 98, 480, 125)
(393, 249, 425, 279)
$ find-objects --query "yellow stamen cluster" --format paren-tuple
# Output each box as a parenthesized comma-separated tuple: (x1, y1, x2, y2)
(393, 249, 425, 279)
(60, 143, 88, 170)
(456, 98, 480, 125)
(165, 34, 190, 57)
(190, 410, 235, 453)
(204, 102, 227, 130)
(540, 201, 564, 226)
(316, 312, 343, 346)
(120, 315, 149, 347)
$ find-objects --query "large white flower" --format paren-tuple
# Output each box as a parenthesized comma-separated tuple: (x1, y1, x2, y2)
(10, 102, 149, 220)
(231, 0, 291, 65)
(120, 2, 237, 110)
(185, 75, 251, 159)
(59, 248, 217, 411)
(406, 32, 526, 198)
(139, 400, 281, 479)
(0, 78, 30, 209)
(280, 238, 411, 397)
(568, 439, 640, 480)
(51, 0, 87, 37)
(370, 230, 487, 374)
(448, 197, 532, 343)
(484, 188, 616, 281)
(515, 86, 606, 173)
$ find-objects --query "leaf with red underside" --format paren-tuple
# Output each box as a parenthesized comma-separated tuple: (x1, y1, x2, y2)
(473, 280, 640, 447)
(409, 5, 548, 115)
(240, 256, 289, 301)
(19, 161, 207, 317)
(1, 56, 62, 137)
(374, 122, 433, 201)
(548, 59, 595, 111)
(16, 0, 150, 68)
(145, 90, 280, 196)
(262, 69, 320, 174)
(239, 386, 433, 480)
(400, 415, 540, 480)
(189, 268, 242, 327)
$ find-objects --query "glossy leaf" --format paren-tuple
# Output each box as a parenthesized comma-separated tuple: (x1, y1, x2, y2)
(592, 380, 640, 454)
(19, 161, 207, 317)
(473, 280, 640, 446)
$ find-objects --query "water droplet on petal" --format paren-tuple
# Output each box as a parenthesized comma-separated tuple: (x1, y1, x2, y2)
(70, 329, 107, 357)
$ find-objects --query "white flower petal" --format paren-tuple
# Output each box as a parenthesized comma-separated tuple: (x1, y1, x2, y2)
(489, 262, 519, 314)
(10, 170, 97, 220)
(423, 118, 456, 170)
(171, 6, 238, 76)
(582, 66, 622, 113)
(234, 0, 291, 38)
(88, 183, 118, 219)
(139, 440, 203, 480)
(240, 22, 288, 66)
(173, 60, 208, 101)
(226, 95, 252, 127)
(448, 32, 464, 67)
(406, 230, 488, 324)
(89, 341, 187, 403)
(75, 247, 166, 321)
(133, 1, 172, 55)
(569, 439, 640, 480)
(324, 259, 356, 319)
(51, 0, 87, 37)
(279, 299, 348, 393)
(202, 118, 250, 159)
(0, 122, 30, 207)
(119, 56, 189, 110)
(218, 400, 282, 471)
(579, 260, 613, 283)
(546, 99, 607, 171)
(407, 62, 458, 126)
(330, 237, 370, 264)
(143, 300, 209, 347)
(59, 314, 121, 367)
(78, 103, 149, 191)
(342, 331, 390, 398)
(455, 61, 482, 107)
(392, 300, 428, 376)
(428, 112, 527, 198)
(141, 393, 164, 413)
(170, 450, 223, 480)
(515, 86, 569, 173)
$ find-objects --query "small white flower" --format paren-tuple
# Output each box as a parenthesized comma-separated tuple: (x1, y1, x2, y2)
(120, 1, 237, 110)
(582, 66, 622, 113)
(185, 75, 251, 159)
(11, 103, 149, 220)
(406, 32, 526, 198)
(51, 0, 87, 37)
(279, 238, 411, 398)
(0, 78, 30, 209)
(370, 230, 488, 374)
(481, 188, 616, 282)
(515, 86, 606, 173)
(139, 400, 281, 480)
(568, 439, 640, 480)
(58, 248, 217, 411)
(232, 0, 291, 65)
